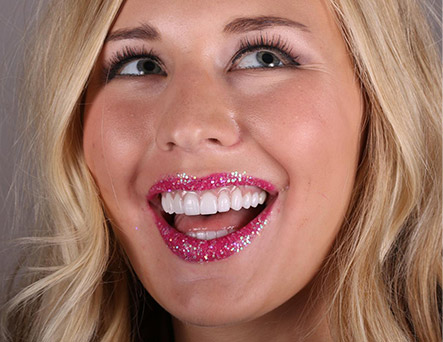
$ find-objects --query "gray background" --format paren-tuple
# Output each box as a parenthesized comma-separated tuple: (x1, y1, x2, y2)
(1, 0, 42, 303)
(0, 0, 441, 303)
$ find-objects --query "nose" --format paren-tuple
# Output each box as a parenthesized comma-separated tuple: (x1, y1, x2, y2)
(155, 70, 240, 152)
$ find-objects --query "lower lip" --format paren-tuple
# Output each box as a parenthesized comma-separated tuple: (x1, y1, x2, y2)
(151, 200, 275, 263)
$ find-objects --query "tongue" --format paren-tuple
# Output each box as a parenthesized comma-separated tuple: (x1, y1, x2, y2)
(174, 207, 263, 234)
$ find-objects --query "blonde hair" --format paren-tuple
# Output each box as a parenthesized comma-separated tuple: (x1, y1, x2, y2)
(1, 0, 441, 341)
(1, 1, 128, 341)
(324, 1, 441, 341)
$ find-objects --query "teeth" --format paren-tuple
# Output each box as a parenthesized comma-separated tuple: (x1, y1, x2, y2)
(160, 186, 268, 216)
(243, 192, 251, 209)
(183, 192, 200, 216)
(172, 193, 184, 214)
(251, 192, 259, 207)
(186, 227, 233, 240)
(200, 192, 218, 215)
(259, 191, 266, 205)
(217, 190, 230, 212)
(162, 193, 174, 214)
(216, 229, 230, 238)
(231, 188, 243, 211)
(161, 194, 168, 212)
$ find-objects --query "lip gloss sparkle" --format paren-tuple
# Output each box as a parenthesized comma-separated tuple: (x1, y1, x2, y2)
(147, 171, 276, 199)
(147, 172, 276, 263)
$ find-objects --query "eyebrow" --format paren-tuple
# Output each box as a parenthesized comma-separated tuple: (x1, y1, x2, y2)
(223, 16, 310, 34)
(105, 15, 309, 43)
(105, 23, 160, 42)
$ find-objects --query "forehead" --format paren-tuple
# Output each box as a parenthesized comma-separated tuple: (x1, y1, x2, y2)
(110, 0, 340, 40)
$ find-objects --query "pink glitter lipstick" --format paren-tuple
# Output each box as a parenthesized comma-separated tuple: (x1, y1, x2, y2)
(147, 172, 277, 263)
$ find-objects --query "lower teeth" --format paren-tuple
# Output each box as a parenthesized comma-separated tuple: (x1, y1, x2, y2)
(185, 226, 236, 240)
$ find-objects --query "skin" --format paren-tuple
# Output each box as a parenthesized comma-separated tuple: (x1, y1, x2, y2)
(83, 0, 363, 340)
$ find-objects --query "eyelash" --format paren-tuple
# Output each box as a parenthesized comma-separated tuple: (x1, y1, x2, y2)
(102, 33, 300, 82)
(102, 46, 162, 82)
(231, 34, 300, 70)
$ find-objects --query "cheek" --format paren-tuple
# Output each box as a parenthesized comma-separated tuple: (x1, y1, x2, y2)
(82, 91, 164, 265)
(234, 72, 362, 186)
(83, 89, 157, 198)
(82, 88, 169, 250)
(234, 72, 362, 255)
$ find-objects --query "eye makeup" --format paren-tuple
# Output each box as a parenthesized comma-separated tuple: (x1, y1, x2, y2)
(229, 33, 300, 70)
(101, 32, 301, 82)
(101, 45, 165, 82)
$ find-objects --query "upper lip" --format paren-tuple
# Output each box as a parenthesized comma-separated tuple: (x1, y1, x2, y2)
(147, 172, 278, 201)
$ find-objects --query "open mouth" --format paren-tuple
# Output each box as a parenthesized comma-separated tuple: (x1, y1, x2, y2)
(147, 172, 277, 263)
(151, 186, 269, 238)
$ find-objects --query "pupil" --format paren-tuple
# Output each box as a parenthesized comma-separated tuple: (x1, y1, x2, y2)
(139, 60, 156, 73)
(261, 52, 275, 66)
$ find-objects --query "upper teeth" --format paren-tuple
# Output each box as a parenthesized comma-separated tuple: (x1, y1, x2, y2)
(161, 186, 267, 215)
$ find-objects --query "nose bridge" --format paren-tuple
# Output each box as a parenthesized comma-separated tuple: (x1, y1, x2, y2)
(156, 67, 240, 152)
(177, 68, 218, 114)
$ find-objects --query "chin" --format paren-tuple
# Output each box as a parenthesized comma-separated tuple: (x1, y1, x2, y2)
(167, 292, 263, 327)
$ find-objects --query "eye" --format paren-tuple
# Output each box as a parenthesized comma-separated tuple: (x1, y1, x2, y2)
(234, 50, 287, 69)
(117, 58, 165, 76)
(230, 34, 300, 71)
(103, 47, 167, 82)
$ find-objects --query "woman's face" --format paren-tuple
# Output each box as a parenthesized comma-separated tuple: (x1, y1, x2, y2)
(84, 0, 362, 328)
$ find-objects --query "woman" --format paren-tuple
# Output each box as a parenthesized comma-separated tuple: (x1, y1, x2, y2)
(1, 0, 441, 341)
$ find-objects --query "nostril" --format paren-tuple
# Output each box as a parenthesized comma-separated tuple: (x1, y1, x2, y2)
(157, 142, 174, 152)
(207, 138, 220, 144)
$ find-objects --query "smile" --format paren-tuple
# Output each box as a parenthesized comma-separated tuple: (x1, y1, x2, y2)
(147, 172, 277, 262)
